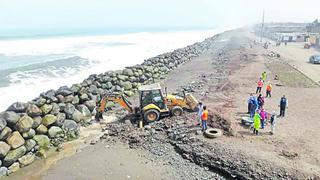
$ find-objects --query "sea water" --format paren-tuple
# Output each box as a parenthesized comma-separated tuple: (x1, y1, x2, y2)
(0, 28, 224, 111)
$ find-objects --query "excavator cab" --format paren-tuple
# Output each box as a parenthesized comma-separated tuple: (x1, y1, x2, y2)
(138, 83, 170, 123)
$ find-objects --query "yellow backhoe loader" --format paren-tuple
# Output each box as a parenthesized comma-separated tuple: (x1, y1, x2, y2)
(98, 83, 198, 123)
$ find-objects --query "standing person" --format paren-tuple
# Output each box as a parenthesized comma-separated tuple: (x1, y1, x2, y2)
(253, 110, 261, 135)
(256, 78, 263, 94)
(279, 95, 288, 117)
(196, 102, 203, 125)
(260, 108, 267, 129)
(261, 71, 267, 82)
(270, 111, 277, 135)
(266, 82, 272, 98)
(247, 94, 255, 114)
(257, 94, 264, 109)
(201, 106, 208, 131)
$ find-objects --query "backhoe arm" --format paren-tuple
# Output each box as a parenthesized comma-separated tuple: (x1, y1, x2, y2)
(99, 94, 134, 113)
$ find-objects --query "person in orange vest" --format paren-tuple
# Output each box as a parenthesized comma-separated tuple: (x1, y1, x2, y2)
(256, 78, 263, 94)
(201, 106, 208, 131)
(266, 82, 272, 98)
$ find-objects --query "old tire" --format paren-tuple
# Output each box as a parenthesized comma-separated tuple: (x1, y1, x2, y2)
(204, 128, 223, 138)
(171, 106, 183, 116)
(143, 109, 160, 123)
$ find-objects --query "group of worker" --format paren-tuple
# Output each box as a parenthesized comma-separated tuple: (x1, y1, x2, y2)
(197, 102, 209, 132)
(248, 71, 288, 135)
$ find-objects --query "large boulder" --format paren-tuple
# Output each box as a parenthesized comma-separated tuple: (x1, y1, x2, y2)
(56, 86, 73, 96)
(40, 89, 56, 100)
(48, 126, 64, 138)
(0, 167, 8, 177)
(8, 162, 20, 174)
(26, 104, 42, 117)
(42, 114, 57, 127)
(64, 103, 75, 118)
(18, 153, 35, 167)
(0, 118, 7, 132)
(6, 131, 25, 149)
(80, 93, 89, 102)
(0, 127, 12, 141)
(40, 104, 53, 115)
(72, 95, 80, 105)
(2, 111, 20, 126)
(7, 102, 28, 113)
(22, 128, 36, 139)
(15, 115, 33, 133)
(50, 103, 60, 115)
(0, 141, 10, 158)
(77, 105, 91, 122)
(32, 116, 42, 128)
(123, 69, 134, 76)
(84, 100, 96, 111)
(25, 139, 36, 152)
(71, 109, 83, 123)
(33, 135, 50, 149)
(64, 95, 74, 103)
(36, 124, 48, 134)
(54, 113, 66, 127)
(121, 81, 132, 91)
(62, 120, 79, 139)
(88, 85, 98, 95)
(3, 146, 27, 166)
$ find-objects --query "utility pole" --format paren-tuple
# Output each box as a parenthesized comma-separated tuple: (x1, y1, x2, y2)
(260, 10, 265, 42)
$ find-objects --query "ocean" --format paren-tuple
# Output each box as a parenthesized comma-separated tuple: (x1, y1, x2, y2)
(0, 28, 224, 111)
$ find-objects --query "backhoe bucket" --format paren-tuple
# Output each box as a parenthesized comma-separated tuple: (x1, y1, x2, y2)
(185, 93, 199, 111)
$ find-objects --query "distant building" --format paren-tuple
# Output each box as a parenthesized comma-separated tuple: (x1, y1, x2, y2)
(306, 19, 320, 46)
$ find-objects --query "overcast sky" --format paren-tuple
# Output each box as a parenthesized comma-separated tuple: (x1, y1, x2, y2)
(0, 0, 319, 30)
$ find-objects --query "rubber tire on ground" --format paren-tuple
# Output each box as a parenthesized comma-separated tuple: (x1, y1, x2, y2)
(143, 109, 160, 123)
(204, 128, 223, 138)
(171, 106, 183, 116)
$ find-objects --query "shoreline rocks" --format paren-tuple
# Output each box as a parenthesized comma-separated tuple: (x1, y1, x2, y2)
(0, 31, 220, 176)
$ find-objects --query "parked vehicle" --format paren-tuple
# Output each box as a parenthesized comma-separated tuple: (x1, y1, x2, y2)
(309, 55, 320, 64)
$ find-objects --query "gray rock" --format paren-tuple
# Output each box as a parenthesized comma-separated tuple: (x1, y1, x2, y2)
(34, 97, 46, 107)
(25, 139, 36, 152)
(0, 127, 12, 141)
(54, 113, 66, 127)
(40, 89, 56, 100)
(64, 95, 74, 103)
(40, 104, 53, 115)
(42, 114, 57, 127)
(6, 131, 25, 149)
(0, 167, 8, 177)
(84, 100, 96, 111)
(18, 153, 35, 167)
(48, 126, 64, 138)
(7, 102, 28, 113)
(8, 162, 20, 174)
(71, 109, 82, 123)
(121, 81, 132, 91)
(0, 118, 7, 132)
(3, 146, 27, 166)
(2, 111, 20, 126)
(33, 135, 50, 149)
(72, 95, 80, 105)
(26, 104, 42, 117)
(56, 94, 65, 103)
(58, 103, 66, 112)
(62, 120, 80, 139)
(117, 75, 128, 81)
(36, 124, 48, 134)
(80, 93, 89, 102)
(64, 103, 75, 117)
(123, 69, 134, 76)
(0, 141, 10, 158)
(22, 128, 36, 139)
(70, 84, 81, 93)
(15, 115, 33, 133)
(56, 86, 73, 96)
(88, 85, 98, 95)
(50, 103, 60, 115)
(32, 116, 42, 129)
(77, 105, 91, 118)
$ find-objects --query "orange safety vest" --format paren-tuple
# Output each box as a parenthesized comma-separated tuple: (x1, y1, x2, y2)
(257, 81, 263, 87)
(266, 84, 272, 91)
(201, 110, 208, 121)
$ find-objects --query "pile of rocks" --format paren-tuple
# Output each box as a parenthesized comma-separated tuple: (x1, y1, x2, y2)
(0, 34, 219, 176)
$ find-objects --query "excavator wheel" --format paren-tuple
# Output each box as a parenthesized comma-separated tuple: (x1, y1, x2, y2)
(171, 106, 183, 116)
(143, 109, 160, 123)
